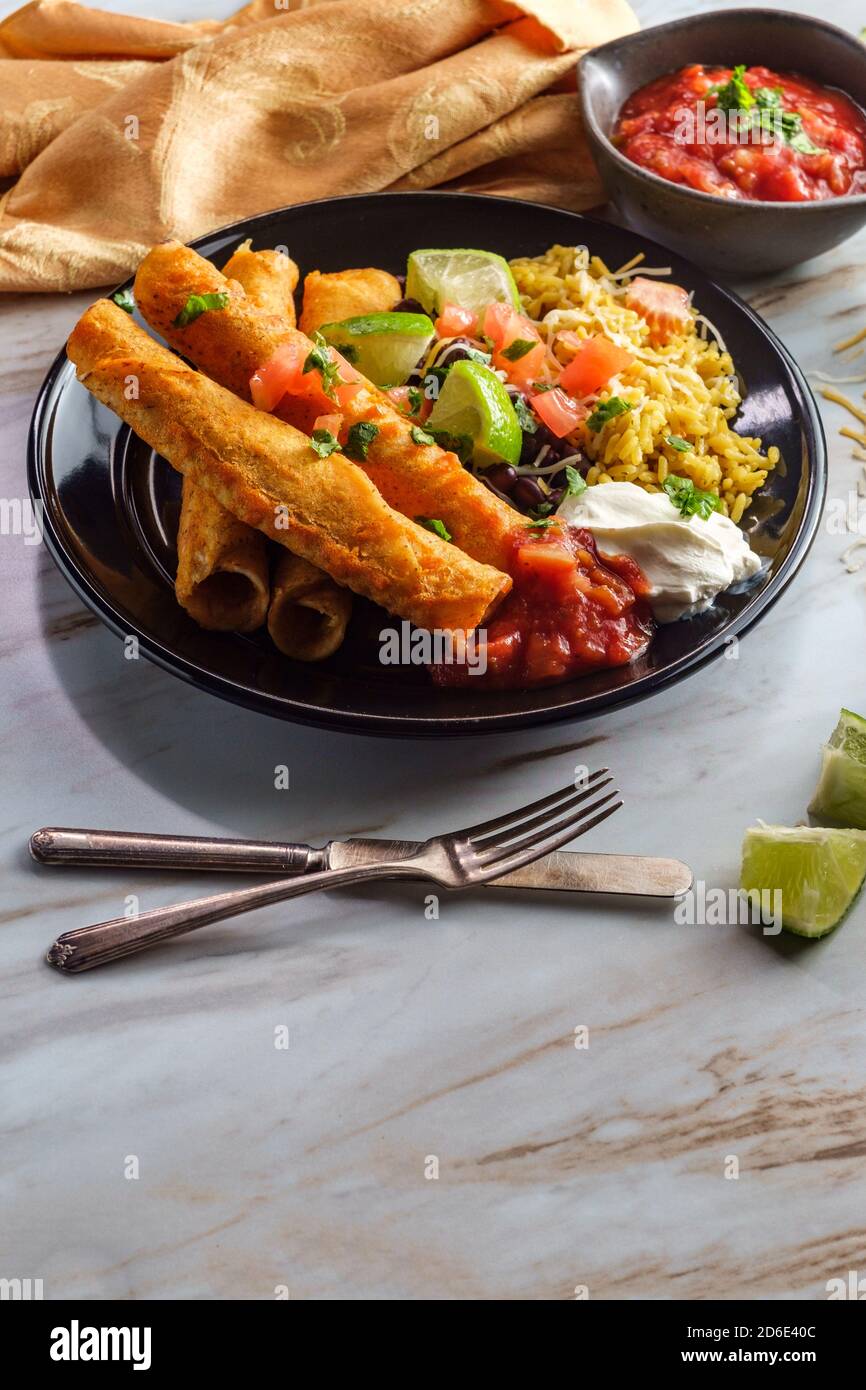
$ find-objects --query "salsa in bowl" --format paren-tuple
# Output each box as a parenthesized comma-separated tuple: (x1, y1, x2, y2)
(613, 63, 866, 204)
(579, 10, 866, 275)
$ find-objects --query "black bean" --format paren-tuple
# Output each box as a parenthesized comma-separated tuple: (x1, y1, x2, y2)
(512, 477, 546, 510)
(393, 297, 424, 314)
(546, 487, 564, 509)
(483, 464, 517, 494)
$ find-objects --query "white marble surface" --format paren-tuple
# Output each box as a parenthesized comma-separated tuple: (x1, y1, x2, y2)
(2, 0, 866, 1301)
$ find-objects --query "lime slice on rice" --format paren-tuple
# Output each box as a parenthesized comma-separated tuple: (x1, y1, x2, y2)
(426, 359, 522, 469)
(406, 248, 520, 320)
(740, 823, 866, 938)
(808, 708, 866, 829)
(318, 312, 434, 387)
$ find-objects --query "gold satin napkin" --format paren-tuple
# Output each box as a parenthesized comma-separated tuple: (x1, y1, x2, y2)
(0, 0, 637, 292)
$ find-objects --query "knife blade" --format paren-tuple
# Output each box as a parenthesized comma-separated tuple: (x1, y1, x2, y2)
(30, 827, 692, 897)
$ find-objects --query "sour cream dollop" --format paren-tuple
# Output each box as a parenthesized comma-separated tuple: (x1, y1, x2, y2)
(558, 481, 762, 623)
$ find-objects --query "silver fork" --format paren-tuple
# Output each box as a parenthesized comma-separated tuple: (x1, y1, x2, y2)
(46, 770, 621, 973)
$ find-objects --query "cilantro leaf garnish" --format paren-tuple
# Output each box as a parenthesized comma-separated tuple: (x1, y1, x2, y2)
(310, 429, 340, 459)
(501, 338, 536, 362)
(407, 387, 423, 415)
(428, 429, 473, 464)
(173, 292, 229, 328)
(415, 516, 452, 542)
(587, 397, 633, 432)
(526, 517, 555, 530)
(511, 394, 538, 434)
(344, 421, 379, 461)
(712, 64, 754, 113)
(663, 474, 722, 520)
(303, 334, 344, 400)
(666, 434, 692, 453)
(411, 425, 435, 446)
(564, 464, 587, 497)
(111, 288, 135, 314)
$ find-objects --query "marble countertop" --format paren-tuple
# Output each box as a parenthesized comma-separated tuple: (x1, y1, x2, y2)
(3, 0, 866, 1301)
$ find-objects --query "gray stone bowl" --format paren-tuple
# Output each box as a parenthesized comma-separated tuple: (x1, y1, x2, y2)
(579, 8, 866, 276)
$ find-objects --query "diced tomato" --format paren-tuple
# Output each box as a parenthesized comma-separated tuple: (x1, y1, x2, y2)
(250, 341, 306, 412)
(625, 277, 691, 342)
(312, 413, 343, 436)
(559, 336, 634, 396)
(435, 302, 477, 337)
(482, 301, 546, 385)
(529, 387, 586, 438)
(514, 539, 575, 580)
(250, 340, 363, 413)
(482, 301, 524, 348)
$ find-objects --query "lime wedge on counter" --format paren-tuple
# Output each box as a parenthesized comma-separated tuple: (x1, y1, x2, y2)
(740, 823, 866, 937)
(426, 359, 522, 469)
(318, 312, 434, 387)
(406, 249, 519, 320)
(808, 708, 866, 829)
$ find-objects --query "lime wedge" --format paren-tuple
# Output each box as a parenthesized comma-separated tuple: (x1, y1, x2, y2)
(740, 823, 866, 937)
(426, 359, 522, 469)
(808, 708, 866, 829)
(318, 312, 434, 387)
(406, 248, 519, 321)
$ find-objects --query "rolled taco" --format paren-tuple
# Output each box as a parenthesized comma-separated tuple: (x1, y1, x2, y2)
(267, 552, 353, 662)
(172, 236, 302, 633)
(224, 239, 300, 320)
(175, 475, 270, 632)
(67, 301, 510, 633)
(133, 242, 523, 572)
(299, 267, 401, 336)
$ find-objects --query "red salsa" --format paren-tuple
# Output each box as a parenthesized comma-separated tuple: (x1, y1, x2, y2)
(613, 64, 866, 202)
(430, 522, 653, 690)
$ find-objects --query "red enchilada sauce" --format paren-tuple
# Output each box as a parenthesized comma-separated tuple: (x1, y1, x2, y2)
(430, 522, 653, 690)
(613, 64, 866, 202)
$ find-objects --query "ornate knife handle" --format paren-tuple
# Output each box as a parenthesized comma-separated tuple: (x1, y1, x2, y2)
(29, 828, 323, 875)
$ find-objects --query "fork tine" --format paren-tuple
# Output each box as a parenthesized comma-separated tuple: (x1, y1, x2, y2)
(479, 791, 623, 882)
(473, 776, 613, 856)
(458, 769, 609, 842)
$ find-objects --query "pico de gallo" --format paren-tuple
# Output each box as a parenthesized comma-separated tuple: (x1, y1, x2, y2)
(613, 63, 866, 202)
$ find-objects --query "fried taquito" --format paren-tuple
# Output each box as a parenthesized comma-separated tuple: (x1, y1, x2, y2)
(67, 302, 510, 632)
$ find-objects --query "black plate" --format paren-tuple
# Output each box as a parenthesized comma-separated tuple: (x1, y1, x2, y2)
(29, 193, 826, 736)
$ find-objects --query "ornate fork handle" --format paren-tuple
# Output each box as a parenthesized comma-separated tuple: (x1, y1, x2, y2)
(47, 859, 420, 973)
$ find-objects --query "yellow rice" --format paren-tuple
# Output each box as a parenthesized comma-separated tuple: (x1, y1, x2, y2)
(509, 244, 779, 524)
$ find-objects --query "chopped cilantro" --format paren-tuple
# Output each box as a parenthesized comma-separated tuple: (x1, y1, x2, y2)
(511, 393, 538, 435)
(310, 429, 340, 459)
(173, 292, 229, 328)
(564, 464, 587, 497)
(712, 64, 754, 113)
(415, 517, 452, 543)
(753, 86, 782, 109)
(302, 334, 344, 400)
(407, 387, 423, 415)
(501, 338, 536, 362)
(587, 396, 633, 432)
(526, 517, 555, 530)
(411, 425, 435, 446)
(663, 474, 722, 521)
(428, 429, 473, 464)
(666, 434, 692, 453)
(344, 421, 379, 461)
(111, 287, 135, 314)
(460, 344, 493, 368)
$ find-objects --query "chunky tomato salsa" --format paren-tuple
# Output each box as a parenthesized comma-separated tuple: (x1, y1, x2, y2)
(430, 522, 653, 690)
(613, 64, 866, 202)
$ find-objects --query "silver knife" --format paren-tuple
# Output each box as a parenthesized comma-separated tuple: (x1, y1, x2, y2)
(29, 828, 692, 897)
